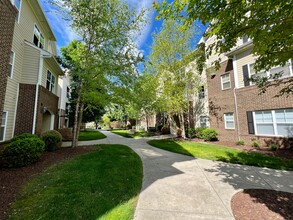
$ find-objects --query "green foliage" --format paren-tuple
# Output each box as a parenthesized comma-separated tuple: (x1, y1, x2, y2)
(41, 130, 62, 152)
(186, 128, 196, 138)
(195, 127, 206, 139)
(1, 138, 45, 167)
(154, 0, 293, 96)
(102, 115, 111, 128)
(11, 133, 38, 142)
(269, 143, 279, 151)
(9, 145, 143, 219)
(202, 128, 218, 141)
(161, 126, 170, 134)
(251, 140, 261, 148)
(235, 140, 245, 146)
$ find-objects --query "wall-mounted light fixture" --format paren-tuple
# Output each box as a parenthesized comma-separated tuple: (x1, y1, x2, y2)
(41, 105, 47, 113)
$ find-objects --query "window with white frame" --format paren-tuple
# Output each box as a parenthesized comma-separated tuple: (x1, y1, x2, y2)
(200, 116, 209, 128)
(249, 63, 292, 85)
(46, 71, 55, 93)
(33, 25, 45, 49)
(221, 73, 231, 90)
(254, 109, 293, 137)
(13, 0, 21, 22)
(8, 51, 15, 78)
(198, 86, 205, 99)
(224, 113, 235, 129)
(0, 112, 8, 141)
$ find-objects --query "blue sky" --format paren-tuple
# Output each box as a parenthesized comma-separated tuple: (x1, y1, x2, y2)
(40, 0, 206, 60)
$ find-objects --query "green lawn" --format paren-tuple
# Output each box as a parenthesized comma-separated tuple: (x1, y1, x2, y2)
(112, 129, 158, 138)
(78, 130, 106, 141)
(9, 145, 143, 220)
(148, 140, 293, 171)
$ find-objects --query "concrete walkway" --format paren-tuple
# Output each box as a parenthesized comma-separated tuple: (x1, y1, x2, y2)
(62, 131, 293, 220)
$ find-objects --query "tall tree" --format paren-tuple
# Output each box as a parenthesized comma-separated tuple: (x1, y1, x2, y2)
(148, 19, 200, 138)
(56, 0, 145, 147)
(154, 0, 293, 96)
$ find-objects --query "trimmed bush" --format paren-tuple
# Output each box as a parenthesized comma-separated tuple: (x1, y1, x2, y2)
(195, 127, 206, 139)
(1, 138, 45, 167)
(202, 128, 218, 141)
(161, 126, 170, 134)
(41, 130, 62, 152)
(57, 128, 73, 141)
(186, 128, 196, 138)
(11, 133, 38, 142)
(147, 127, 156, 132)
(235, 140, 245, 146)
(176, 129, 182, 137)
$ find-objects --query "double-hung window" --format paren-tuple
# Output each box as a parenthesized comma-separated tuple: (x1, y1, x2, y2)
(46, 71, 55, 93)
(224, 113, 235, 129)
(13, 0, 21, 22)
(254, 109, 293, 137)
(8, 51, 15, 78)
(200, 116, 209, 128)
(0, 112, 8, 141)
(198, 86, 205, 99)
(33, 25, 45, 49)
(221, 73, 231, 90)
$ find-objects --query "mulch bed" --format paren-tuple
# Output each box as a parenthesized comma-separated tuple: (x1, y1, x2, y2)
(0, 146, 95, 220)
(232, 189, 293, 220)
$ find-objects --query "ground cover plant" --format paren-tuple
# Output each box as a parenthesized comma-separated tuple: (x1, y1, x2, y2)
(9, 144, 142, 220)
(148, 140, 293, 171)
(78, 130, 106, 141)
(112, 129, 158, 138)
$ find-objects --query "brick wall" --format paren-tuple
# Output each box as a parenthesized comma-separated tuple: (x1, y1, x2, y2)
(0, 0, 17, 125)
(14, 84, 36, 135)
(207, 59, 238, 142)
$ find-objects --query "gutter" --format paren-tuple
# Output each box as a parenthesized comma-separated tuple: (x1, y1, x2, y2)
(233, 88, 241, 141)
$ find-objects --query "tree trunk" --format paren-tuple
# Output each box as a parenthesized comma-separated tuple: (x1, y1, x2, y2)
(179, 113, 186, 138)
(77, 103, 84, 140)
(72, 82, 83, 148)
(146, 115, 149, 131)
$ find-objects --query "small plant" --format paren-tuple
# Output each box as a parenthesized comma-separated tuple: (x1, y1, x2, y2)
(11, 133, 38, 142)
(161, 126, 170, 134)
(195, 127, 206, 139)
(202, 128, 218, 141)
(186, 128, 196, 138)
(41, 130, 62, 152)
(235, 140, 245, 145)
(251, 140, 260, 148)
(269, 143, 279, 151)
(1, 137, 45, 167)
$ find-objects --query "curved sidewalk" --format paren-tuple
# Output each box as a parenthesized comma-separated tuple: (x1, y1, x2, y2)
(63, 130, 293, 220)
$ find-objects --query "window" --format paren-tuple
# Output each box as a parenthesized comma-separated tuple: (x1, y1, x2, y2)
(13, 0, 21, 22)
(198, 86, 205, 99)
(221, 73, 231, 90)
(224, 113, 235, 129)
(66, 86, 70, 98)
(33, 25, 44, 49)
(8, 51, 15, 78)
(254, 109, 293, 137)
(46, 71, 55, 92)
(200, 116, 209, 128)
(0, 112, 8, 141)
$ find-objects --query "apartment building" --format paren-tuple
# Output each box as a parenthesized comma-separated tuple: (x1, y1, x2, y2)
(1, 0, 63, 142)
(205, 36, 293, 147)
(58, 70, 71, 128)
(0, 0, 17, 141)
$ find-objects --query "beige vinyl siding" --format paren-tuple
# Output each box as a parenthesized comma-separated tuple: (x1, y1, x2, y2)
(21, 44, 40, 84)
(205, 36, 228, 68)
(235, 48, 255, 88)
(42, 60, 58, 95)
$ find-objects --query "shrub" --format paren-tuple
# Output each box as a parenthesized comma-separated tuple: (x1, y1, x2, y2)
(202, 128, 218, 141)
(161, 126, 170, 134)
(126, 124, 132, 130)
(269, 143, 279, 151)
(251, 140, 260, 148)
(1, 138, 45, 167)
(176, 129, 182, 137)
(41, 130, 62, 152)
(195, 127, 206, 139)
(11, 133, 38, 142)
(235, 140, 245, 146)
(157, 125, 163, 132)
(57, 128, 73, 141)
(186, 128, 196, 138)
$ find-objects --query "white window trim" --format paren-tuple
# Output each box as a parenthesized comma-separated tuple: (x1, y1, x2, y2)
(224, 113, 235, 129)
(221, 73, 231, 90)
(1, 112, 8, 142)
(9, 50, 15, 79)
(33, 24, 45, 49)
(46, 70, 56, 93)
(254, 109, 293, 137)
(13, 0, 22, 24)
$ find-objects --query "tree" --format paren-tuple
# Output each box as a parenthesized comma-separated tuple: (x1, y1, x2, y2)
(148, 19, 201, 138)
(56, 0, 145, 147)
(154, 0, 293, 96)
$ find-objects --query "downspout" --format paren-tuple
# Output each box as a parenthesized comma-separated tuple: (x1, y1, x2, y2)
(233, 88, 240, 141)
(232, 55, 240, 141)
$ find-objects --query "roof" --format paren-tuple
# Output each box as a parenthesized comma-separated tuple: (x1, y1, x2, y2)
(225, 41, 254, 57)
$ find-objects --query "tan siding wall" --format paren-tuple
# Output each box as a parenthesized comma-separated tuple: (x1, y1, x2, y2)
(235, 48, 255, 88)
(205, 36, 228, 68)
(21, 44, 40, 84)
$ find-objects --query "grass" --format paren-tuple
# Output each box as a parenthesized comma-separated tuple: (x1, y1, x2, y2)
(148, 139, 293, 171)
(9, 145, 143, 220)
(112, 129, 158, 139)
(78, 130, 106, 141)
